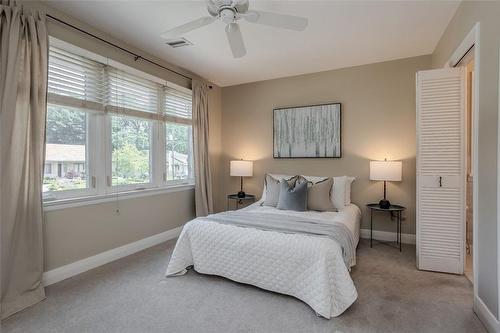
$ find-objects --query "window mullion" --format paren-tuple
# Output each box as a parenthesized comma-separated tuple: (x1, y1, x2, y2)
(87, 112, 98, 195)
(152, 121, 164, 187)
(103, 113, 113, 193)
(92, 112, 107, 195)
(157, 86, 166, 186)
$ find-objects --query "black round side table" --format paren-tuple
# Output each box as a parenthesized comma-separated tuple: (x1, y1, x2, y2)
(227, 194, 256, 210)
(366, 203, 406, 252)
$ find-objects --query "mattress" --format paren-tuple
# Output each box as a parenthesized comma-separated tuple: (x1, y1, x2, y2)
(165, 203, 361, 318)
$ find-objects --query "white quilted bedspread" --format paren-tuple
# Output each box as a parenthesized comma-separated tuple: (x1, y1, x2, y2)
(165, 204, 360, 318)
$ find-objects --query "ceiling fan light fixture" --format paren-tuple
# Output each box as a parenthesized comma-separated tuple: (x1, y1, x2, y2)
(219, 7, 237, 24)
(160, 0, 308, 58)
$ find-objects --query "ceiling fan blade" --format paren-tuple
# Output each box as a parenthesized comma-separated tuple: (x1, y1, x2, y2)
(161, 16, 216, 39)
(243, 10, 308, 31)
(225, 23, 246, 58)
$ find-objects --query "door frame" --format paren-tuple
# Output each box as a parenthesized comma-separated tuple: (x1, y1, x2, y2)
(445, 22, 499, 328)
(446, 21, 480, 301)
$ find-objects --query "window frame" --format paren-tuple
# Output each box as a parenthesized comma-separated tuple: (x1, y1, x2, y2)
(43, 105, 99, 201)
(106, 114, 155, 192)
(164, 121, 195, 186)
(43, 38, 194, 205)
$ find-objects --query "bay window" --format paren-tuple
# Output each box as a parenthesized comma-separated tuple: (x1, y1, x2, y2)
(44, 38, 194, 202)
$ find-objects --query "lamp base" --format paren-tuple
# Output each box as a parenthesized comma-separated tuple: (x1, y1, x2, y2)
(237, 191, 246, 198)
(379, 199, 391, 209)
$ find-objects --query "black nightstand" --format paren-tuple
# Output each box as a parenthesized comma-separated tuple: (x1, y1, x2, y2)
(227, 194, 256, 210)
(366, 203, 406, 252)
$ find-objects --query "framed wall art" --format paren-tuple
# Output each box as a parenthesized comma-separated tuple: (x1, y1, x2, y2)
(273, 103, 341, 158)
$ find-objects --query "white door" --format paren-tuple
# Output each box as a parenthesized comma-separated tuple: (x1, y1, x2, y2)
(416, 67, 465, 274)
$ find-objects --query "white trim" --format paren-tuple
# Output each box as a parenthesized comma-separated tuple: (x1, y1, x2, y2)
(445, 22, 495, 327)
(43, 184, 194, 211)
(497, 45, 500, 325)
(42, 226, 183, 286)
(468, 22, 480, 304)
(360, 228, 416, 245)
(166, 81, 192, 95)
(474, 295, 500, 333)
(445, 21, 481, 300)
(445, 23, 478, 68)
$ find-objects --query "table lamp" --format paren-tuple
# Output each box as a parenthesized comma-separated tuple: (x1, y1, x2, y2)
(230, 160, 253, 198)
(370, 159, 402, 209)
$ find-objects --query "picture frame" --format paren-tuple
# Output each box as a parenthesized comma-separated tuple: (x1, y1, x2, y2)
(273, 103, 341, 158)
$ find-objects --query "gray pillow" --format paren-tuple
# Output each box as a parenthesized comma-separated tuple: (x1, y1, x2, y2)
(277, 179, 308, 211)
(297, 176, 336, 212)
(263, 174, 297, 207)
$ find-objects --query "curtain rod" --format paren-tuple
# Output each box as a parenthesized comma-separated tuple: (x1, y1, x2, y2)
(46, 14, 213, 89)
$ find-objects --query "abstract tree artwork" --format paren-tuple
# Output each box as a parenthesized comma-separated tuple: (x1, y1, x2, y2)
(273, 103, 341, 158)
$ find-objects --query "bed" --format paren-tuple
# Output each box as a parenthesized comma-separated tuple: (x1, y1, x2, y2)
(165, 200, 361, 318)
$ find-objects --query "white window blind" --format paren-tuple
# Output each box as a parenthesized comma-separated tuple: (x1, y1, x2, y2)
(164, 87, 192, 123)
(48, 44, 192, 123)
(48, 46, 105, 108)
(106, 68, 160, 115)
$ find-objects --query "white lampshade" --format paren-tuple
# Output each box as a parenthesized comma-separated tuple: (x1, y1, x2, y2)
(370, 160, 402, 181)
(230, 160, 253, 177)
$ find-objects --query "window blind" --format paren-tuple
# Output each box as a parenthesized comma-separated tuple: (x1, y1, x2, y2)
(164, 87, 192, 120)
(106, 68, 160, 115)
(48, 46, 105, 106)
(48, 45, 192, 123)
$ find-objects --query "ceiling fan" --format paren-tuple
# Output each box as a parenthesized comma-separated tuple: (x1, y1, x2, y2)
(160, 0, 308, 58)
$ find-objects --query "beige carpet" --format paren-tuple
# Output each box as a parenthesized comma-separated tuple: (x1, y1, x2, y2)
(2, 239, 486, 333)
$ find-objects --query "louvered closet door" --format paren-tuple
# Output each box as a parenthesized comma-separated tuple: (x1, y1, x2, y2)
(416, 67, 465, 274)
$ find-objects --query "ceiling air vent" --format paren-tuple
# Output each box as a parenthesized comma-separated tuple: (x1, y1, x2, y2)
(165, 38, 193, 48)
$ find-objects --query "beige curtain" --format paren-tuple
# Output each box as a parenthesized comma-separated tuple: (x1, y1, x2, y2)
(192, 80, 213, 216)
(0, 0, 48, 320)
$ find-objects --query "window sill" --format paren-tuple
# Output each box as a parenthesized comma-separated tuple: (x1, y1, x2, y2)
(43, 184, 194, 211)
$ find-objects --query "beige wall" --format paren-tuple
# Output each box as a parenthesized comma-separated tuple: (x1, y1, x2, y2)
(432, 0, 500, 320)
(43, 190, 194, 271)
(20, 1, 223, 271)
(219, 55, 432, 235)
(44, 81, 221, 270)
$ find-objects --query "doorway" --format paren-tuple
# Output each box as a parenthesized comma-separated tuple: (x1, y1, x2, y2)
(456, 48, 474, 283)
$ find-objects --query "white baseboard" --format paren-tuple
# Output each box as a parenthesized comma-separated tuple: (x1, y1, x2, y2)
(360, 228, 416, 245)
(474, 295, 500, 333)
(43, 226, 183, 286)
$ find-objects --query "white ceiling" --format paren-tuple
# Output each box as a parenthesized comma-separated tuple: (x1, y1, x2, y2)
(44, 1, 459, 87)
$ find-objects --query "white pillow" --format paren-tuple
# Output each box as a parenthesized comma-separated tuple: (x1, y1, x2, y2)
(331, 176, 347, 210)
(345, 176, 355, 205)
